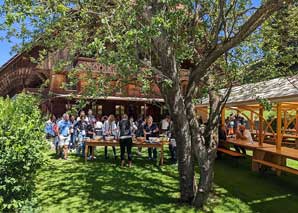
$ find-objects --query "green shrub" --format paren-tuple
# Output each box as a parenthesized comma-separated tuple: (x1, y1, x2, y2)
(0, 94, 47, 212)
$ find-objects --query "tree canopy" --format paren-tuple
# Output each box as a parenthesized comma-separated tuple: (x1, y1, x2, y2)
(0, 0, 296, 209)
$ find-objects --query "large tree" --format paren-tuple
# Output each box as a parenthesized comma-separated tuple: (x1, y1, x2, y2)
(0, 0, 295, 208)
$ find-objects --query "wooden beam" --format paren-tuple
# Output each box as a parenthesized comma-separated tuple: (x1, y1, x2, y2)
(276, 103, 282, 150)
(259, 106, 264, 146)
(221, 107, 225, 126)
(250, 111, 254, 131)
(283, 111, 287, 135)
(295, 110, 298, 149)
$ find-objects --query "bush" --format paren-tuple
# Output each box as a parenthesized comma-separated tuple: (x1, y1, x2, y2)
(0, 94, 47, 212)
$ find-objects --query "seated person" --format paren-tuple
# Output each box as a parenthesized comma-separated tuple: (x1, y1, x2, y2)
(217, 124, 229, 158)
(234, 125, 253, 155)
(218, 124, 227, 146)
(236, 125, 253, 143)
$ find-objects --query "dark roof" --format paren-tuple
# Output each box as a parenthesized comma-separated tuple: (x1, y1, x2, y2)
(199, 75, 298, 106)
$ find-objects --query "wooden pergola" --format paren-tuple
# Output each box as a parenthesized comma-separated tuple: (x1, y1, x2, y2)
(196, 75, 298, 175)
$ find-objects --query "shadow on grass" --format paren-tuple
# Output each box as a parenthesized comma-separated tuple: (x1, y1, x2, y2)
(36, 150, 193, 213)
(35, 149, 298, 213)
(213, 156, 298, 213)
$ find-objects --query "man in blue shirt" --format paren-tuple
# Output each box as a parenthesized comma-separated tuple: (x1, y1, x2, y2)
(45, 115, 56, 150)
(58, 113, 71, 160)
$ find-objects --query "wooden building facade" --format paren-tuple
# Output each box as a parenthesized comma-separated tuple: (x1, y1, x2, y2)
(0, 50, 174, 120)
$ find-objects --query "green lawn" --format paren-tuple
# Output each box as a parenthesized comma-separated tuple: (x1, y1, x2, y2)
(34, 149, 298, 213)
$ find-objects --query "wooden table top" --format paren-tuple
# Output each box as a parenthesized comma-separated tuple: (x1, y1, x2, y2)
(226, 138, 275, 150)
(227, 137, 298, 160)
(84, 138, 169, 147)
(251, 131, 298, 139)
(257, 146, 298, 161)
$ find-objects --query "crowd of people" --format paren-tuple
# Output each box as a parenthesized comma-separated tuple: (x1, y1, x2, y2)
(45, 110, 177, 167)
(218, 113, 254, 155)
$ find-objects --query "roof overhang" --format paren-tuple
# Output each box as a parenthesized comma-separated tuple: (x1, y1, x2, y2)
(49, 94, 165, 103)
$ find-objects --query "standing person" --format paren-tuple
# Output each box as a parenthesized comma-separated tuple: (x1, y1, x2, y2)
(57, 113, 71, 160)
(227, 115, 235, 135)
(103, 114, 118, 159)
(143, 116, 159, 160)
(69, 115, 76, 152)
(53, 120, 59, 155)
(86, 121, 96, 160)
(129, 116, 138, 135)
(168, 118, 177, 163)
(75, 113, 88, 156)
(102, 115, 108, 124)
(77, 110, 85, 121)
(45, 115, 56, 150)
(87, 109, 96, 124)
(135, 115, 145, 156)
(119, 114, 134, 167)
(160, 115, 170, 134)
(94, 116, 103, 136)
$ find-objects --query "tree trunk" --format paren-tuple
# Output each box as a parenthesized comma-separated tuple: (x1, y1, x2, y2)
(192, 140, 217, 208)
(174, 118, 196, 203)
(190, 84, 221, 208)
(163, 85, 196, 203)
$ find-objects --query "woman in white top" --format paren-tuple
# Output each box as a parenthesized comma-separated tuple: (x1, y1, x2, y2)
(103, 114, 118, 159)
(95, 116, 104, 136)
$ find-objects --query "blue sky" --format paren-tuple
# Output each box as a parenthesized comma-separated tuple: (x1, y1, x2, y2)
(0, 30, 21, 66)
(0, 0, 22, 67)
(0, 0, 261, 67)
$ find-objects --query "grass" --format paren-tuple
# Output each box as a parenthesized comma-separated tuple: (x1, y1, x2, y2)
(34, 148, 298, 213)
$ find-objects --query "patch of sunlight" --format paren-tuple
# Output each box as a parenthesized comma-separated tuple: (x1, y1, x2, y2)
(247, 194, 292, 205)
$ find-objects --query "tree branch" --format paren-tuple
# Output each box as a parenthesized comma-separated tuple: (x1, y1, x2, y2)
(210, 0, 225, 48)
(186, 0, 292, 101)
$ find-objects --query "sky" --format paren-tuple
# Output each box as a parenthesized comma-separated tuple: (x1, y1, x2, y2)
(0, 0, 261, 67)
(0, 0, 22, 67)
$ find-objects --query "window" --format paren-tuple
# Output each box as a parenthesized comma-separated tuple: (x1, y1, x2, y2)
(92, 104, 103, 115)
(141, 105, 148, 116)
(161, 105, 168, 115)
(97, 105, 103, 115)
(92, 103, 97, 114)
(115, 105, 125, 115)
(65, 103, 72, 110)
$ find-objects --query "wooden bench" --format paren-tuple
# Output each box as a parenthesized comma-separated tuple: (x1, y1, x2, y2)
(253, 159, 298, 175)
(217, 147, 244, 157)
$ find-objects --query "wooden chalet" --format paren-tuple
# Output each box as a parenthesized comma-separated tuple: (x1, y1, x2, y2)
(0, 49, 190, 120)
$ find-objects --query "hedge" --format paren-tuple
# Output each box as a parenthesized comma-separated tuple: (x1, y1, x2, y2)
(0, 94, 47, 212)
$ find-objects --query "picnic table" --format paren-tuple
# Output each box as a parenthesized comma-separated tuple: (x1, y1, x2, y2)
(84, 138, 169, 165)
(225, 137, 298, 175)
(251, 130, 298, 139)
(226, 137, 274, 150)
(253, 146, 298, 175)
(251, 130, 298, 148)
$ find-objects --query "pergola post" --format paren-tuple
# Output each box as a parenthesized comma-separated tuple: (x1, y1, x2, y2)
(295, 110, 298, 148)
(283, 110, 287, 134)
(276, 103, 282, 150)
(259, 106, 263, 146)
(250, 111, 254, 131)
(221, 107, 225, 126)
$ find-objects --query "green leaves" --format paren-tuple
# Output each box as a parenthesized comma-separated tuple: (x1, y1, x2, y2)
(256, 97, 272, 111)
(0, 94, 47, 212)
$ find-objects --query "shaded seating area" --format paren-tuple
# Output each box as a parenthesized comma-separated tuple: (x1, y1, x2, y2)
(197, 75, 298, 176)
(217, 147, 244, 157)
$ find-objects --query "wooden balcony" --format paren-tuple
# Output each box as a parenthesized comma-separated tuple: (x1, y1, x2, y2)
(49, 72, 67, 93)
